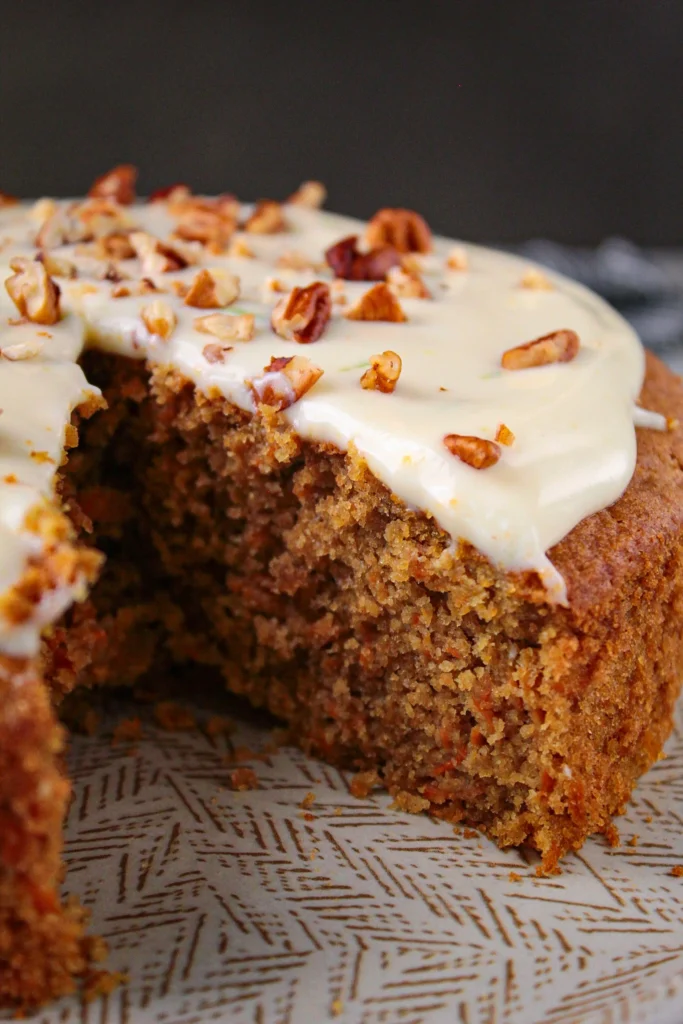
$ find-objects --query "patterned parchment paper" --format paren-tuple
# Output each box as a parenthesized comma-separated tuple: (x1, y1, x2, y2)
(19, 696, 683, 1024)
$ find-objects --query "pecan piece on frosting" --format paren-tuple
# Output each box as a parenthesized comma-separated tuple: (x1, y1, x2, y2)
(366, 208, 432, 254)
(443, 434, 501, 469)
(5, 258, 61, 325)
(111, 277, 158, 299)
(0, 191, 18, 208)
(249, 355, 323, 411)
(140, 299, 177, 341)
(88, 164, 137, 205)
(243, 200, 286, 234)
(271, 282, 331, 343)
(325, 235, 400, 281)
(202, 342, 234, 364)
(149, 183, 191, 203)
(286, 181, 327, 209)
(1, 338, 44, 361)
(501, 329, 579, 370)
(184, 268, 240, 309)
(360, 351, 402, 393)
(520, 267, 553, 290)
(95, 231, 136, 261)
(446, 246, 469, 271)
(194, 312, 255, 342)
(345, 282, 407, 323)
(386, 265, 431, 299)
(129, 231, 195, 275)
(495, 423, 515, 446)
(36, 251, 77, 279)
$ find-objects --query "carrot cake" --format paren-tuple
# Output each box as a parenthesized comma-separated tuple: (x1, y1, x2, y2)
(0, 165, 682, 1009)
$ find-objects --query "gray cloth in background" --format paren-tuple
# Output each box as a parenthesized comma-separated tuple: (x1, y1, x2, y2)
(513, 238, 683, 354)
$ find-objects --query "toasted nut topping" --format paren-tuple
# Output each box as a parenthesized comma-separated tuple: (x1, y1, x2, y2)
(386, 265, 431, 299)
(169, 280, 189, 298)
(446, 246, 469, 271)
(141, 299, 177, 340)
(0, 191, 18, 208)
(244, 200, 286, 234)
(360, 351, 402, 393)
(202, 342, 234, 364)
(444, 434, 501, 469)
(95, 231, 136, 260)
(1, 338, 44, 360)
(287, 181, 327, 208)
(501, 329, 579, 370)
(227, 236, 255, 259)
(249, 355, 323, 410)
(149, 183, 191, 203)
(325, 235, 400, 281)
(36, 251, 77, 278)
(194, 312, 255, 342)
(130, 231, 195, 274)
(5, 260, 61, 325)
(35, 209, 73, 248)
(345, 282, 407, 323)
(520, 267, 553, 290)
(29, 197, 58, 224)
(330, 280, 347, 306)
(366, 208, 432, 254)
(111, 278, 158, 299)
(184, 268, 240, 308)
(173, 204, 237, 248)
(271, 282, 332, 343)
(276, 250, 326, 272)
(495, 423, 515, 446)
(88, 164, 137, 205)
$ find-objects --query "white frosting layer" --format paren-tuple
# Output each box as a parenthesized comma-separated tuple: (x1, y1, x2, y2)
(0, 193, 655, 653)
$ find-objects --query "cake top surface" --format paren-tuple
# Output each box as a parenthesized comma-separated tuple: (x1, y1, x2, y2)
(0, 167, 665, 652)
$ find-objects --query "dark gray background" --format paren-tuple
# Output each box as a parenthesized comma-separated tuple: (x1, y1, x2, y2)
(1, 1, 682, 244)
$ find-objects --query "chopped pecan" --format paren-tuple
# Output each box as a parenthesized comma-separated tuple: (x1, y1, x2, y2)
(5, 259, 61, 325)
(325, 235, 400, 281)
(345, 282, 407, 322)
(271, 282, 331, 343)
(276, 250, 325, 272)
(194, 312, 255, 342)
(446, 246, 469, 271)
(360, 350, 402, 393)
(249, 355, 323, 410)
(1, 338, 44, 361)
(111, 277, 158, 299)
(501, 329, 579, 370)
(173, 198, 237, 248)
(366, 208, 432, 254)
(227, 236, 255, 259)
(443, 434, 501, 469)
(0, 191, 18, 208)
(330, 280, 346, 306)
(88, 164, 137, 205)
(140, 299, 177, 341)
(243, 200, 286, 234)
(184, 268, 240, 308)
(495, 423, 515, 446)
(95, 231, 136, 260)
(36, 251, 77, 278)
(520, 267, 553, 290)
(286, 181, 327, 208)
(202, 342, 234, 363)
(149, 183, 191, 203)
(129, 232, 195, 274)
(386, 265, 431, 299)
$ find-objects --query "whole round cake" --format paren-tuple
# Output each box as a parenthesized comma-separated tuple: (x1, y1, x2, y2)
(0, 166, 681, 1010)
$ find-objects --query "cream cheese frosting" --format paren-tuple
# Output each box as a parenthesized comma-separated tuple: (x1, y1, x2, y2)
(0, 186, 662, 653)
